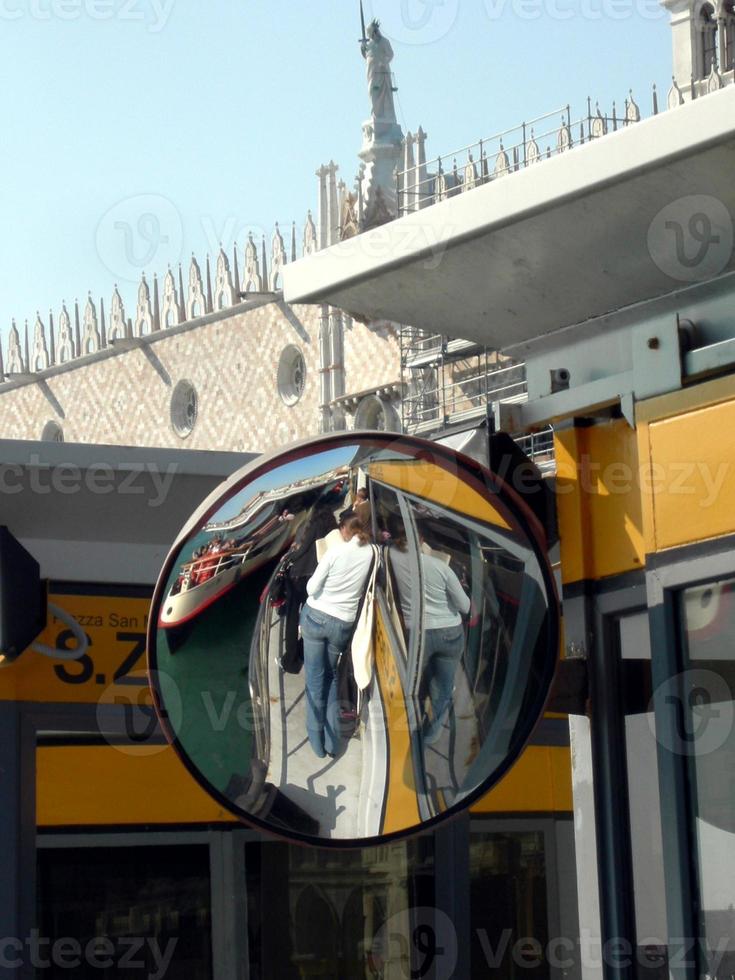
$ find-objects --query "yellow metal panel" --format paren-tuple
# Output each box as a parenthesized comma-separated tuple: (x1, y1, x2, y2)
(644, 399, 735, 550)
(37, 745, 235, 827)
(554, 429, 591, 584)
(470, 745, 573, 813)
(373, 609, 421, 835)
(368, 459, 511, 529)
(636, 374, 735, 424)
(555, 422, 645, 585)
(0, 594, 152, 704)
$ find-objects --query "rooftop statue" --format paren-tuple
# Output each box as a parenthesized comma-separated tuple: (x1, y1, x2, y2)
(361, 18, 397, 125)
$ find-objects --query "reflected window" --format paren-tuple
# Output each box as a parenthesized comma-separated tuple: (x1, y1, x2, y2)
(619, 611, 669, 975)
(245, 836, 434, 979)
(372, 482, 415, 655)
(678, 577, 735, 978)
(470, 830, 548, 979)
(37, 845, 212, 979)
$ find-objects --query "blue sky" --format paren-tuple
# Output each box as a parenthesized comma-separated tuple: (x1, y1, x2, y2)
(0, 0, 673, 350)
(213, 445, 358, 524)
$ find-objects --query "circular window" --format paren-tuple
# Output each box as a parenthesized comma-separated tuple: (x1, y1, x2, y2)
(277, 346, 306, 406)
(41, 420, 64, 443)
(170, 380, 198, 438)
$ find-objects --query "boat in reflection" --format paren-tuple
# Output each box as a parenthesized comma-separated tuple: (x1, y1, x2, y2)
(159, 469, 348, 628)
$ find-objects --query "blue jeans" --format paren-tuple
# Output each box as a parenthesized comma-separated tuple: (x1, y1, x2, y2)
(300, 604, 354, 757)
(422, 624, 465, 740)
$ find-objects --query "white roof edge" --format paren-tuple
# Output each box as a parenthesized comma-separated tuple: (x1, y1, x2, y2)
(284, 87, 735, 306)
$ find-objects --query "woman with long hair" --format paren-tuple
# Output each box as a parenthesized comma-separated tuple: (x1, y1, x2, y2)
(300, 516, 375, 758)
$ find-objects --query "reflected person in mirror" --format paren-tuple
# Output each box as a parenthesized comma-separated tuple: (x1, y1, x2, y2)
(281, 500, 338, 673)
(300, 517, 375, 759)
(417, 523, 471, 744)
(387, 515, 471, 743)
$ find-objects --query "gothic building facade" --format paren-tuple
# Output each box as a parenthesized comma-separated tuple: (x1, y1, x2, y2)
(0, 0, 731, 454)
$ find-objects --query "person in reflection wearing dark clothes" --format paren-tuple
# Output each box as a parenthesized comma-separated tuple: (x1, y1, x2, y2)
(300, 517, 375, 758)
(280, 500, 338, 673)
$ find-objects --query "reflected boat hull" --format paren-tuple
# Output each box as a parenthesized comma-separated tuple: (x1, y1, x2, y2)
(159, 560, 249, 628)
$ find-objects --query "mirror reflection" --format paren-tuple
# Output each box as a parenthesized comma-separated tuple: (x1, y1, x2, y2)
(150, 436, 557, 844)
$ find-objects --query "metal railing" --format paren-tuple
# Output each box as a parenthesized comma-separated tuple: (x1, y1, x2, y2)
(514, 426, 555, 465)
(397, 94, 647, 217)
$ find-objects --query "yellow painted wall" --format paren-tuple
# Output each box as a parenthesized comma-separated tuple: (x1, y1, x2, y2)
(37, 744, 235, 827)
(470, 745, 573, 814)
(555, 421, 645, 584)
(0, 594, 152, 704)
(36, 741, 572, 828)
(637, 376, 735, 553)
(369, 458, 511, 529)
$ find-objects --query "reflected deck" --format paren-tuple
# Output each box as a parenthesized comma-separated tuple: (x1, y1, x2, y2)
(264, 606, 366, 839)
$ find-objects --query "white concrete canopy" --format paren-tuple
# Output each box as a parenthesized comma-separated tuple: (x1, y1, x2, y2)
(0, 440, 254, 584)
(284, 86, 735, 350)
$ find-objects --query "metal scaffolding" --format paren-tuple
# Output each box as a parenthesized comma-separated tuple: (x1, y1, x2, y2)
(399, 326, 554, 467)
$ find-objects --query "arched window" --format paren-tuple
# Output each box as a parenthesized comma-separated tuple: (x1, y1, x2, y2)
(724, 0, 735, 70)
(699, 2, 719, 76)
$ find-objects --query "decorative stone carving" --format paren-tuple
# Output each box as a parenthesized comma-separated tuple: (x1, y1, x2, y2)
(6, 320, 24, 374)
(525, 131, 541, 165)
(303, 211, 318, 256)
(494, 143, 511, 178)
(108, 285, 128, 341)
(82, 294, 101, 354)
(31, 313, 50, 371)
(57, 304, 74, 363)
(590, 104, 606, 139)
(186, 255, 207, 320)
(340, 193, 360, 241)
(557, 119, 572, 153)
(463, 154, 478, 190)
(363, 185, 394, 229)
(434, 169, 447, 202)
(706, 61, 723, 91)
(625, 90, 641, 123)
(161, 268, 181, 328)
(134, 273, 154, 337)
(242, 234, 263, 292)
(269, 224, 287, 291)
(213, 247, 237, 310)
(667, 76, 685, 108)
(361, 19, 397, 125)
(358, 19, 402, 234)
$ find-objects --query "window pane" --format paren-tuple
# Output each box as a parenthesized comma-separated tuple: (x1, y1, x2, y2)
(245, 836, 434, 978)
(470, 830, 548, 980)
(679, 577, 735, 978)
(37, 844, 212, 979)
(619, 611, 669, 976)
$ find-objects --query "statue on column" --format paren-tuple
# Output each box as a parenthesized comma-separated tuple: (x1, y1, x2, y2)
(361, 19, 397, 124)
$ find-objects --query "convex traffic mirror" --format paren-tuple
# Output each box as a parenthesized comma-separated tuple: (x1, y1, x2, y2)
(148, 433, 559, 845)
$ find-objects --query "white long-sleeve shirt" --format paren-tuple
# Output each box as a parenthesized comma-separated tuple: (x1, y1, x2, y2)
(305, 537, 375, 622)
(389, 547, 470, 629)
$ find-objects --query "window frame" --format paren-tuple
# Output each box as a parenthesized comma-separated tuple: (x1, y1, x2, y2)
(646, 540, 735, 980)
